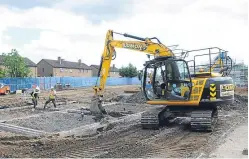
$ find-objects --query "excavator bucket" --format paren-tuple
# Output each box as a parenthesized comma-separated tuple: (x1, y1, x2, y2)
(90, 95, 108, 121)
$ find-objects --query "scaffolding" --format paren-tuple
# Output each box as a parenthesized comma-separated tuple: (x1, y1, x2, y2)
(229, 60, 248, 87)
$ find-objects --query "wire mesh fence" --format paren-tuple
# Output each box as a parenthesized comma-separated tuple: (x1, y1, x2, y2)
(0, 77, 140, 92)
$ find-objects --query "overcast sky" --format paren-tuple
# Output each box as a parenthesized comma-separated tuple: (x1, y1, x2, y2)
(0, 0, 247, 69)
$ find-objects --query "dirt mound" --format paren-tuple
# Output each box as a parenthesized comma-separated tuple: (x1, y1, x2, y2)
(120, 92, 146, 104)
(219, 94, 248, 112)
(234, 94, 248, 103)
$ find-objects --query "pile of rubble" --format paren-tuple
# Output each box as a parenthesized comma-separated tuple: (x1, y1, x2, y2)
(218, 94, 248, 112)
(234, 94, 248, 103)
(116, 91, 146, 104)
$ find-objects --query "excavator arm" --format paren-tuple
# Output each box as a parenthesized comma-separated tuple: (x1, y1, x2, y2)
(90, 30, 174, 117)
(93, 30, 174, 96)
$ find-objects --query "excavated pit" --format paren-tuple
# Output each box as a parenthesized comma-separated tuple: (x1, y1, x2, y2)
(5, 112, 97, 133)
(0, 91, 152, 136)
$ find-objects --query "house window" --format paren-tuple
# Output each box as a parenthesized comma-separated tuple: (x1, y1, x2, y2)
(42, 68, 44, 72)
(60, 68, 64, 72)
(70, 69, 72, 73)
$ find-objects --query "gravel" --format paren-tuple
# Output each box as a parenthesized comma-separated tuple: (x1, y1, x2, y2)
(0, 109, 42, 121)
(6, 112, 96, 133)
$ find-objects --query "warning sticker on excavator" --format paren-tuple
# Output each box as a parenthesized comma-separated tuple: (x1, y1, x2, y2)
(210, 83, 216, 100)
(220, 84, 234, 97)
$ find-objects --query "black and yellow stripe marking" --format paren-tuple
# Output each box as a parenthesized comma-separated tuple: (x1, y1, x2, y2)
(210, 83, 216, 101)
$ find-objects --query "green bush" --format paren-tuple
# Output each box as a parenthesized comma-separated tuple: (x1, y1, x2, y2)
(119, 63, 138, 78)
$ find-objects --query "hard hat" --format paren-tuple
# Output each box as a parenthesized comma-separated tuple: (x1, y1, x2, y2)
(199, 68, 204, 72)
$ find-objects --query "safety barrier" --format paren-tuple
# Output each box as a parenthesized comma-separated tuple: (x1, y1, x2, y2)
(0, 77, 140, 92)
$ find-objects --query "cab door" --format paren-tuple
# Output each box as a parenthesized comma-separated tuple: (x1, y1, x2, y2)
(163, 59, 193, 101)
(143, 58, 193, 102)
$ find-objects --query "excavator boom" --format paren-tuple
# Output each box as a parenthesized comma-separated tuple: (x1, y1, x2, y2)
(93, 30, 174, 96)
(90, 30, 175, 118)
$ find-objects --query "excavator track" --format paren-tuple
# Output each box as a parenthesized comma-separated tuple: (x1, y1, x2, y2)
(141, 107, 165, 130)
(190, 109, 218, 132)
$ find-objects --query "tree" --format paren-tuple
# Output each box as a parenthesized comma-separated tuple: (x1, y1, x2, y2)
(2, 49, 31, 77)
(0, 68, 6, 78)
(119, 63, 138, 78)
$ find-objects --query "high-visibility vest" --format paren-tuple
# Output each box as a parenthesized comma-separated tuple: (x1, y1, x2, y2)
(49, 91, 55, 99)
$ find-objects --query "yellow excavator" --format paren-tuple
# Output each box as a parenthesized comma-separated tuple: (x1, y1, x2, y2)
(90, 30, 234, 132)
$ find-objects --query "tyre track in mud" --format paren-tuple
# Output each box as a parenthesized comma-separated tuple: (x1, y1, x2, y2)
(146, 111, 247, 158)
(18, 121, 196, 158)
(37, 125, 159, 158)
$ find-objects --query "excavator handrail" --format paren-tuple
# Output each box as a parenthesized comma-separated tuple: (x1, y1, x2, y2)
(182, 47, 232, 76)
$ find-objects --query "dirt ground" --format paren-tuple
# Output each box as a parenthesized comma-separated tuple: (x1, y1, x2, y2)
(0, 85, 248, 158)
(210, 122, 248, 158)
(0, 85, 139, 108)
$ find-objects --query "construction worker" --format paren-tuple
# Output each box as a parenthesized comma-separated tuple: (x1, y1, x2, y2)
(44, 87, 57, 109)
(30, 85, 40, 108)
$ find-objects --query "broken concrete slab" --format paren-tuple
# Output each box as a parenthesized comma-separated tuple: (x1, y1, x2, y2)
(58, 111, 144, 137)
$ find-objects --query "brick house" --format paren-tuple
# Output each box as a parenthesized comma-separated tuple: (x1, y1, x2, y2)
(90, 64, 120, 77)
(0, 55, 37, 77)
(37, 57, 92, 77)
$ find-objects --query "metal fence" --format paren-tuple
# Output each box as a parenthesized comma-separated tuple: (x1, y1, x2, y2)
(0, 77, 140, 92)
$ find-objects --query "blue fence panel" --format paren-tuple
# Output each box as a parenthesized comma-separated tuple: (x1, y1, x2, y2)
(0, 76, 140, 92)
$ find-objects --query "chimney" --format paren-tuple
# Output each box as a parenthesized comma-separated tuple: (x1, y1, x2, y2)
(78, 59, 81, 66)
(113, 64, 115, 68)
(58, 57, 61, 64)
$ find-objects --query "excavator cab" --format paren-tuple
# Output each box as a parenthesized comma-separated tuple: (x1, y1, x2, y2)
(142, 57, 192, 102)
